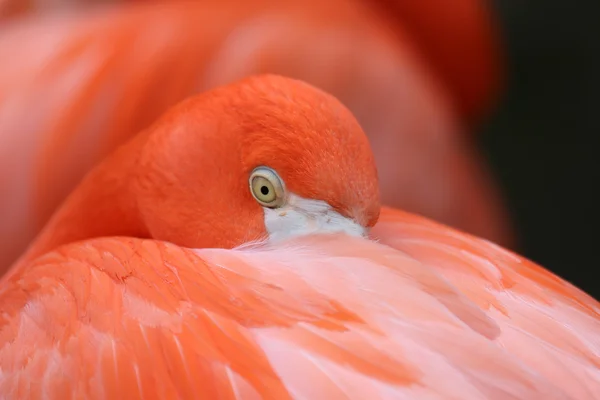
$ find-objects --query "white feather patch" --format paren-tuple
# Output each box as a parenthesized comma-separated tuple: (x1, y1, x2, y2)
(263, 194, 365, 242)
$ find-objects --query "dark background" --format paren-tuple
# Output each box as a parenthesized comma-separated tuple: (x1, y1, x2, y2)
(480, 0, 600, 298)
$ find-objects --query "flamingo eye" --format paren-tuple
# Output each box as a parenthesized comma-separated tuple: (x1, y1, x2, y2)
(249, 167, 286, 208)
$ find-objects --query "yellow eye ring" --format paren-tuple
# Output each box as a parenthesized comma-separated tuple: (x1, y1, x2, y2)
(249, 167, 286, 208)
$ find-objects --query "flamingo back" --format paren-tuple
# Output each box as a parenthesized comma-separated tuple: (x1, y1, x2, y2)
(0, 207, 597, 399)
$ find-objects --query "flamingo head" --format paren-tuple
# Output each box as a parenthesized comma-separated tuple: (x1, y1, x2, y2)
(134, 74, 381, 249)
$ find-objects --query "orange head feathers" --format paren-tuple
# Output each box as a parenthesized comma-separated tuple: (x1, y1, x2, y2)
(20, 75, 380, 263)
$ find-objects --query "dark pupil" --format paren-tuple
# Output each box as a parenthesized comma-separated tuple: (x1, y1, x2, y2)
(260, 186, 270, 196)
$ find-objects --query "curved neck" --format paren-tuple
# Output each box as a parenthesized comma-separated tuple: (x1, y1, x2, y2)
(13, 133, 151, 270)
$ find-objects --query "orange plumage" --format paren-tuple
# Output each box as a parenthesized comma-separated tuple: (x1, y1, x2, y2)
(1, 75, 598, 399)
(0, 0, 512, 275)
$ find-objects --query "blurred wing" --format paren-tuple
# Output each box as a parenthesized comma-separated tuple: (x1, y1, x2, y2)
(1, 0, 502, 122)
(364, 0, 502, 121)
(2, 212, 598, 398)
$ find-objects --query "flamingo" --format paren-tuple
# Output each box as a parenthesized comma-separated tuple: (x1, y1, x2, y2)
(1, 75, 598, 399)
(0, 0, 512, 275)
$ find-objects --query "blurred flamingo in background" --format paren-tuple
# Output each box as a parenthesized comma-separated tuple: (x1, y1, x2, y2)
(0, 0, 512, 275)
(2, 0, 502, 121)
(1, 76, 598, 399)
